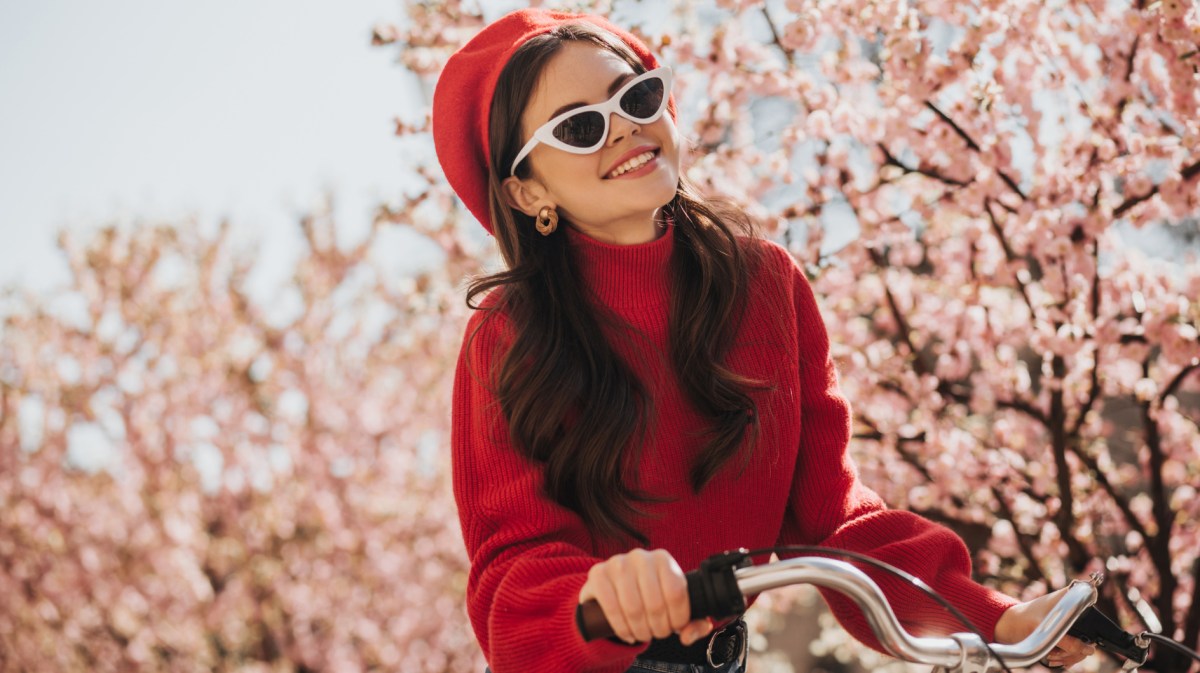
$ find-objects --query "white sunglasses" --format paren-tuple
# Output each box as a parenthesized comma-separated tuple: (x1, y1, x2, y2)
(509, 67, 673, 177)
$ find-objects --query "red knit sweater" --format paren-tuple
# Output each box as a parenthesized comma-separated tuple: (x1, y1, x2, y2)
(450, 223, 1017, 672)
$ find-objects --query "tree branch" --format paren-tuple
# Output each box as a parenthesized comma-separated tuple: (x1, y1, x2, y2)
(1070, 241, 1103, 438)
(984, 200, 1037, 317)
(877, 142, 971, 187)
(1114, 158, 1200, 218)
(1184, 554, 1200, 655)
(924, 101, 1026, 200)
(1066, 443, 1152, 544)
(997, 397, 1050, 427)
(759, 4, 797, 67)
(1049, 355, 1089, 571)
(1141, 356, 1179, 639)
(871, 248, 936, 379)
(1161, 361, 1200, 403)
(990, 485, 1048, 584)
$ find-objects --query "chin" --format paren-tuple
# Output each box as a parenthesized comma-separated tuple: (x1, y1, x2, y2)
(628, 182, 678, 212)
(653, 178, 680, 207)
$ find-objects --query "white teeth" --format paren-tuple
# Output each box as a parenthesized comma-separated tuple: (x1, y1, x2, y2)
(608, 151, 655, 178)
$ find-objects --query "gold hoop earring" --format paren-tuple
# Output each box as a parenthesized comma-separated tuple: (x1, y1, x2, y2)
(535, 206, 559, 236)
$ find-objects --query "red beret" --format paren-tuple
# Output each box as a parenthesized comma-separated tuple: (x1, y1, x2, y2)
(431, 8, 670, 235)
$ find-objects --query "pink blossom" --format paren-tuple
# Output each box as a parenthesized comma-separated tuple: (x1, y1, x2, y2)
(5, 0, 1200, 670)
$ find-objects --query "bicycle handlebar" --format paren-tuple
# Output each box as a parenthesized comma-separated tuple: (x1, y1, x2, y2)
(576, 554, 1104, 671)
(736, 556, 1096, 668)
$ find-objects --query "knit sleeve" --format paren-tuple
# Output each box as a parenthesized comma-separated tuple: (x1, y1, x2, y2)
(772, 253, 1018, 651)
(451, 308, 645, 673)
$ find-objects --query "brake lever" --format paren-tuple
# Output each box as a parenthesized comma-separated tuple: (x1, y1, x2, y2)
(1066, 596, 1150, 669)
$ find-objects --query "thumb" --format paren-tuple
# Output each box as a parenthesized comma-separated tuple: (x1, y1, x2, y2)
(679, 618, 713, 646)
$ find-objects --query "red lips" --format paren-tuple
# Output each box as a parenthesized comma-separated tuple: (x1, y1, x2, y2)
(604, 145, 659, 178)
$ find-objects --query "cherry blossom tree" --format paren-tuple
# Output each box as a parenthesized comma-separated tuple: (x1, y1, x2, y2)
(0, 182, 485, 672)
(382, 0, 1198, 670)
(3, 0, 1196, 671)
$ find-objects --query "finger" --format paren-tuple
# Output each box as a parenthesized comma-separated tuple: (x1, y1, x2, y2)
(1058, 644, 1096, 669)
(633, 552, 672, 639)
(653, 551, 691, 631)
(1044, 643, 1068, 664)
(582, 567, 635, 644)
(1055, 635, 1087, 654)
(610, 555, 653, 643)
(680, 618, 714, 646)
(1050, 635, 1092, 662)
(1044, 647, 1068, 669)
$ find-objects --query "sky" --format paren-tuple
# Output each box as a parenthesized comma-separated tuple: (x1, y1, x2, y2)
(0, 0, 423, 297)
(1, 0, 1192, 302)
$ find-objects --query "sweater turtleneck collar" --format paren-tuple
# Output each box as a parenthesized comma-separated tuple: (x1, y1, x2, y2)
(564, 222, 675, 309)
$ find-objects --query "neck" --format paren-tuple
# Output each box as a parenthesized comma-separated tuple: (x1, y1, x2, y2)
(568, 209, 666, 245)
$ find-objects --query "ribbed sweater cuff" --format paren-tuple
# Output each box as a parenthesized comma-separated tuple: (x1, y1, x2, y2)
(556, 573, 648, 672)
(933, 572, 1020, 641)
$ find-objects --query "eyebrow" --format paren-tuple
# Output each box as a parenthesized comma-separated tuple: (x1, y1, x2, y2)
(545, 72, 636, 123)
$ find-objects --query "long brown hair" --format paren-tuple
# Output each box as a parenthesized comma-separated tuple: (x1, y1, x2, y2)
(466, 22, 765, 545)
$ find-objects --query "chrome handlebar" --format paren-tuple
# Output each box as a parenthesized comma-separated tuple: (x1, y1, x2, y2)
(734, 557, 1099, 670)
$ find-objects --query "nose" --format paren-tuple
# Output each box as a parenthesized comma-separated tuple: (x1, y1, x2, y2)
(606, 112, 640, 146)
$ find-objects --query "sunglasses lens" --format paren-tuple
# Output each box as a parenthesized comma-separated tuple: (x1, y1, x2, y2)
(551, 110, 606, 148)
(619, 76, 665, 119)
(540, 73, 667, 153)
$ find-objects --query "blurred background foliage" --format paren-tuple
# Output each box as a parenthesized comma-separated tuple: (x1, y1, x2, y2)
(2, 0, 1198, 671)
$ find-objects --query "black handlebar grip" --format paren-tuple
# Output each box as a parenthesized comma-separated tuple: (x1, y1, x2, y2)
(1066, 607, 1149, 666)
(576, 599, 614, 642)
(686, 565, 746, 622)
(576, 563, 746, 642)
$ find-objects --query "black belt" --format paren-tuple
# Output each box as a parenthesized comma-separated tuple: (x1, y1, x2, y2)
(638, 619, 747, 667)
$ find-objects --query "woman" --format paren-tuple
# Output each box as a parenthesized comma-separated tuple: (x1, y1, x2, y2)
(432, 8, 1094, 673)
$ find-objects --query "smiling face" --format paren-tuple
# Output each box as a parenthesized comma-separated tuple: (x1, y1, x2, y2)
(502, 41, 681, 244)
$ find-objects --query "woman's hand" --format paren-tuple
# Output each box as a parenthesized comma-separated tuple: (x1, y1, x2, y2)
(579, 548, 714, 646)
(994, 586, 1097, 669)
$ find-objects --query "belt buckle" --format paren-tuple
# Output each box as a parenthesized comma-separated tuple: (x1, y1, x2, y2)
(705, 620, 747, 668)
